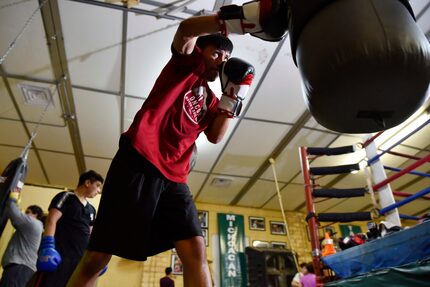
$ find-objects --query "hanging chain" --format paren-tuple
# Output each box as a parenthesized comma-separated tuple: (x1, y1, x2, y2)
(31, 83, 57, 136)
(0, 0, 50, 65)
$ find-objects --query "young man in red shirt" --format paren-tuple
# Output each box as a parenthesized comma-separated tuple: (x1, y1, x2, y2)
(67, 1, 288, 286)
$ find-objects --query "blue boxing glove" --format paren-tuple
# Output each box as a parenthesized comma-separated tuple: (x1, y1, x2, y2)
(37, 236, 62, 272)
(99, 265, 108, 277)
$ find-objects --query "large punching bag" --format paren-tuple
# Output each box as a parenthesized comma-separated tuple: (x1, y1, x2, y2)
(0, 157, 28, 236)
(290, 0, 430, 133)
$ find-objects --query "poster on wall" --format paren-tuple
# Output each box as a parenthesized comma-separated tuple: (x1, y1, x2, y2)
(171, 254, 183, 275)
(198, 210, 209, 228)
(218, 213, 247, 287)
(339, 224, 362, 237)
(249, 216, 265, 231)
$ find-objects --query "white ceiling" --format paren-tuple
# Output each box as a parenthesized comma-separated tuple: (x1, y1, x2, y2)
(1, 0, 429, 218)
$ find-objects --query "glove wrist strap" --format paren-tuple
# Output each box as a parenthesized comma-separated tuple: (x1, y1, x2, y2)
(218, 94, 243, 117)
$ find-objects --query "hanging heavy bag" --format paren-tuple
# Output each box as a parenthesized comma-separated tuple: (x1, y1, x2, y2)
(0, 157, 28, 236)
(290, 0, 430, 133)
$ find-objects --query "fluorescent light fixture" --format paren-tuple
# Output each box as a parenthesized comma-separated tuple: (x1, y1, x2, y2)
(368, 102, 429, 148)
(379, 112, 430, 151)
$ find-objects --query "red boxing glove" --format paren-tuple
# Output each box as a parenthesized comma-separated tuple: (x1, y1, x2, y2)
(217, 0, 289, 41)
(218, 58, 255, 118)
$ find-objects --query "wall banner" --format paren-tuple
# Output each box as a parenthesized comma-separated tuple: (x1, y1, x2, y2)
(217, 213, 247, 287)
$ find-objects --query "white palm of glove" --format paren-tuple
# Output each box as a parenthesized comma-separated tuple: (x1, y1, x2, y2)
(221, 2, 262, 35)
(218, 82, 250, 117)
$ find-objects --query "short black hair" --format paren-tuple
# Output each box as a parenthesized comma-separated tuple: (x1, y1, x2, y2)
(196, 33, 233, 55)
(27, 205, 44, 221)
(306, 263, 315, 274)
(165, 267, 172, 275)
(78, 170, 104, 186)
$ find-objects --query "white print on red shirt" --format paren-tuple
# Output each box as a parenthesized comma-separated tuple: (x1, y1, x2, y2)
(183, 86, 208, 124)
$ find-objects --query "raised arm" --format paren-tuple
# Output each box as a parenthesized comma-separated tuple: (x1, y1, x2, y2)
(172, 15, 221, 55)
(5, 199, 31, 228)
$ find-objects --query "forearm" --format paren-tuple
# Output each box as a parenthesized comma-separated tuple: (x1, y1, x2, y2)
(179, 15, 221, 37)
(43, 210, 62, 237)
(173, 15, 222, 55)
(205, 113, 231, 144)
(6, 200, 27, 225)
(43, 218, 57, 237)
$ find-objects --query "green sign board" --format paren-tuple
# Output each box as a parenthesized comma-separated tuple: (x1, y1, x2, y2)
(339, 224, 362, 237)
(217, 213, 247, 287)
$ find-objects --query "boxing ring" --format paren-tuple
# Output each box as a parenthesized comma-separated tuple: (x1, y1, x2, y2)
(299, 117, 430, 286)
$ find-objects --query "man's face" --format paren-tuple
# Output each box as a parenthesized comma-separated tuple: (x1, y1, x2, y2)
(85, 180, 103, 198)
(201, 45, 230, 82)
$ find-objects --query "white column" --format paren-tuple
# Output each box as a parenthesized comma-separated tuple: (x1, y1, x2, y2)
(363, 134, 401, 226)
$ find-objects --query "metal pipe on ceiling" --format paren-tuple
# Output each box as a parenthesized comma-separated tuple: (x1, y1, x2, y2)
(119, 10, 128, 133)
(68, 0, 186, 20)
(39, 0, 87, 174)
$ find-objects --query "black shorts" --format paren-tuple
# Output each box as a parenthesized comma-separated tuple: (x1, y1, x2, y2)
(88, 137, 202, 261)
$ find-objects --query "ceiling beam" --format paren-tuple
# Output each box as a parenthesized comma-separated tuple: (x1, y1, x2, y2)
(212, 0, 232, 11)
(395, 142, 430, 191)
(68, 0, 186, 20)
(39, 0, 86, 173)
(412, 206, 430, 217)
(416, 1, 430, 20)
(141, 0, 201, 15)
(120, 11, 128, 133)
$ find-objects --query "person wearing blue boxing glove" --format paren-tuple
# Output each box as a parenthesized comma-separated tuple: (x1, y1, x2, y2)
(30, 170, 103, 287)
(36, 236, 62, 272)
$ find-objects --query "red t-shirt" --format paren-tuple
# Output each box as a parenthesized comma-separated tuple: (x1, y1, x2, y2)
(123, 46, 219, 183)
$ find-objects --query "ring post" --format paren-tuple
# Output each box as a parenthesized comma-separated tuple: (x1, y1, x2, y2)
(363, 134, 401, 226)
(299, 147, 323, 285)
